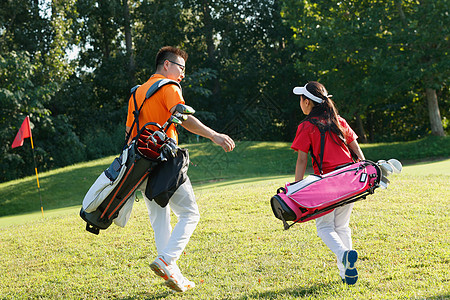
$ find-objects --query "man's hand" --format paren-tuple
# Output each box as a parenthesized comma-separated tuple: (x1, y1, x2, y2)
(181, 115, 235, 152)
(211, 133, 235, 152)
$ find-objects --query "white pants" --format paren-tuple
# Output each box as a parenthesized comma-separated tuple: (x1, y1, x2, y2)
(315, 203, 354, 279)
(139, 177, 200, 265)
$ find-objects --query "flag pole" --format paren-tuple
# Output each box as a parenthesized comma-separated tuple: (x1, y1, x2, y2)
(29, 133, 44, 217)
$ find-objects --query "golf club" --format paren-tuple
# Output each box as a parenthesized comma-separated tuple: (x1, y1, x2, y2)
(159, 140, 178, 161)
(174, 103, 195, 115)
(161, 115, 182, 130)
(379, 162, 394, 176)
(174, 112, 188, 121)
(379, 175, 390, 189)
(153, 131, 166, 142)
(145, 105, 196, 161)
(387, 159, 402, 174)
(146, 135, 158, 146)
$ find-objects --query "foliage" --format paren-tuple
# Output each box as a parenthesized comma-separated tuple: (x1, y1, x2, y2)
(0, 0, 448, 182)
(0, 0, 78, 182)
(281, 0, 449, 141)
(0, 51, 52, 181)
(179, 0, 301, 137)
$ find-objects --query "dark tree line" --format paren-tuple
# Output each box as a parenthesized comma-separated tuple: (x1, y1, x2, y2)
(1, 0, 448, 182)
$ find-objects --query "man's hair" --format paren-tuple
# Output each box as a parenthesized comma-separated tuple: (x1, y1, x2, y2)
(155, 46, 188, 70)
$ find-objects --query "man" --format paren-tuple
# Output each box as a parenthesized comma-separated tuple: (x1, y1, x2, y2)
(125, 46, 235, 293)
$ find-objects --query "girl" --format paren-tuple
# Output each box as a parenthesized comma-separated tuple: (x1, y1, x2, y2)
(291, 81, 365, 285)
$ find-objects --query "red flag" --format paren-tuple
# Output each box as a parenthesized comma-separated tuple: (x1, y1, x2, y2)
(12, 116, 32, 148)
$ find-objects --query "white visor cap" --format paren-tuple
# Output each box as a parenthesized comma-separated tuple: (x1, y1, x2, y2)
(293, 85, 324, 104)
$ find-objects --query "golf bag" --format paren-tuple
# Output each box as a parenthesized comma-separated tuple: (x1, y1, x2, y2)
(271, 160, 384, 230)
(80, 79, 184, 235)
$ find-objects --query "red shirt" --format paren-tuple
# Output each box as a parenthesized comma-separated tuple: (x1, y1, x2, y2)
(291, 116, 358, 175)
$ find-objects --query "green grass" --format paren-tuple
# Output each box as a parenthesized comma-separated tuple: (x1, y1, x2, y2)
(360, 135, 450, 162)
(0, 170, 449, 299)
(0, 141, 297, 218)
(1, 136, 449, 218)
(0, 139, 449, 299)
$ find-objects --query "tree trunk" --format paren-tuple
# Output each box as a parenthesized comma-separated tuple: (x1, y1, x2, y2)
(203, 2, 214, 61)
(354, 113, 368, 143)
(396, 1, 445, 137)
(426, 88, 445, 136)
(123, 0, 136, 87)
(202, 0, 220, 97)
(395, 0, 408, 27)
(98, 2, 110, 58)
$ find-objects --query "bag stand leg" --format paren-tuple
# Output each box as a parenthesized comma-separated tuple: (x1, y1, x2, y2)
(276, 208, 292, 230)
(85, 223, 100, 235)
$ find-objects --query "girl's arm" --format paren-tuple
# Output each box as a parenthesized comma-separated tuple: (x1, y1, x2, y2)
(348, 140, 365, 161)
(295, 150, 308, 181)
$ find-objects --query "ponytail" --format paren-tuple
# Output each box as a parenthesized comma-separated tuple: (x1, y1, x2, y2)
(302, 82, 347, 146)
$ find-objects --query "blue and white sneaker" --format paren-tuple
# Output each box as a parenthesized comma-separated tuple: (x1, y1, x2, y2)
(342, 250, 358, 285)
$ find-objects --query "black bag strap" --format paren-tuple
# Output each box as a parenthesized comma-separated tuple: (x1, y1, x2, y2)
(125, 79, 181, 144)
(307, 118, 357, 175)
(308, 119, 326, 174)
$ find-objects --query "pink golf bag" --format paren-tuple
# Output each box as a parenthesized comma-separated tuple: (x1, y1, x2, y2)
(271, 160, 382, 230)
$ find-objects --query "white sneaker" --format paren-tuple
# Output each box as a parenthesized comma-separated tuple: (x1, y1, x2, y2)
(150, 256, 173, 281)
(165, 272, 195, 293)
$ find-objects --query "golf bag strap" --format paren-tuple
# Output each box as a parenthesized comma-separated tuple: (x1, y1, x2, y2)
(308, 119, 326, 175)
(125, 79, 181, 144)
(307, 118, 359, 174)
(308, 134, 325, 175)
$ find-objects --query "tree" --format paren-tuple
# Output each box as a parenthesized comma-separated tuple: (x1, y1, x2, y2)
(122, 0, 136, 87)
(281, 0, 394, 141)
(280, 0, 448, 141)
(0, 0, 81, 182)
(388, 0, 448, 136)
(180, 0, 301, 139)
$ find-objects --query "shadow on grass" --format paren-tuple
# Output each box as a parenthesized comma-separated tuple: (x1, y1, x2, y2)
(426, 295, 450, 300)
(112, 287, 450, 300)
(116, 282, 341, 299)
(237, 286, 450, 300)
(236, 282, 339, 299)
(400, 156, 450, 165)
(119, 291, 173, 300)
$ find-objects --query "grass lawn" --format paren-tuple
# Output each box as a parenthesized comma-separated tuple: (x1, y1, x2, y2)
(0, 140, 449, 299)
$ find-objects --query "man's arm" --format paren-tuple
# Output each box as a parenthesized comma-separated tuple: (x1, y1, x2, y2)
(181, 115, 235, 152)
